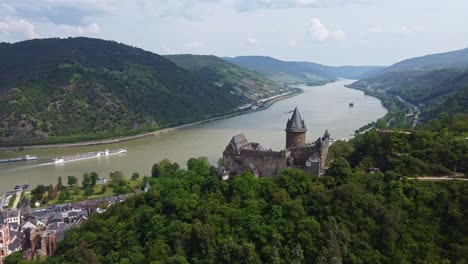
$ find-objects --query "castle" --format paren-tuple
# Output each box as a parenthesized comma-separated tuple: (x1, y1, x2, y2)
(221, 107, 330, 179)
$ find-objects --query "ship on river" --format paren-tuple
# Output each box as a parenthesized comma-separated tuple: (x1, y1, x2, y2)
(53, 148, 127, 164)
(0, 155, 38, 163)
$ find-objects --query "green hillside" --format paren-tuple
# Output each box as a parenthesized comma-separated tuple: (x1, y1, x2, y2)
(368, 47, 468, 77)
(20, 157, 467, 264)
(224, 56, 383, 84)
(349, 68, 468, 132)
(165, 55, 283, 100)
(0, 38, 243, 145)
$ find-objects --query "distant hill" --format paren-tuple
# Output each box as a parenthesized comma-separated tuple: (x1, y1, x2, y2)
(0, 38, 242, 145)
(164, 55, 283, 100)
(224, 56, 383, 83)
(369, 47, 468, 76)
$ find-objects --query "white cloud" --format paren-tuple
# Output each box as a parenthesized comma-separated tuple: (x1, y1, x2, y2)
(56, 23, 101, 36)
(160, 44, 176, 54)
(287, 40, 298, 47)
(0, 17, 39, 38)
(184, 41, 203, 49)
(306, 18, 345, 42)
(233, 0, 371, 11)
(361, 25, 426, 37)
(246, 37, 259, 45)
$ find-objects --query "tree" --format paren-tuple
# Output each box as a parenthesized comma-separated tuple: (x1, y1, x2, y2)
(131, 172, 140, 180)
(4, 251, 26, 264)
(84, 186, 94, 196)
(290, 243, 304, 264)
(151, 163, 161, 178)
(101, 184, 107, 194)
(47, 184, 58, 200)
(58, 189, 70, 202)
(31, 184, 46, 201)
(82, 173, 92, 189)
(187, 157, 210, 176)
(56, 176, 63, 191)
(326, 158, 352, 184)
(110, 171, 126, 186)
(90, 172, 99, 186)
(68, 175, 78, 186)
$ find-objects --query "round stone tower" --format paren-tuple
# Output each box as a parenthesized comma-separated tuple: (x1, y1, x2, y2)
(285, 107, 307, 148)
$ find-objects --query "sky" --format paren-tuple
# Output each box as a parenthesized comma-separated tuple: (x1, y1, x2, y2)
(0, 0, 467, 66)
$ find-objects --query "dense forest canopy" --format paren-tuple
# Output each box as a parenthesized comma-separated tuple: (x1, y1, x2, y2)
(0, 38, 246, 145)
(349, 67, 468, 133)
(9, 152, 466, 264)
(165, 54, 283, 100)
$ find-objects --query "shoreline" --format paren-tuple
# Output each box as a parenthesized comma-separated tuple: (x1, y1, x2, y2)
(0, 91, 301, 151)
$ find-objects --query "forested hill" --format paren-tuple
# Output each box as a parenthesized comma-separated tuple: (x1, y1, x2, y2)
(164, 55, 283, 100)
(0, 38, 242, 145)
(224, 56, 383, 84)
(374, 47, 468, 75)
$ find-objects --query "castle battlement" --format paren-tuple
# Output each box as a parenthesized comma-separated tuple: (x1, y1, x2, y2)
(221, 107, 330, 179)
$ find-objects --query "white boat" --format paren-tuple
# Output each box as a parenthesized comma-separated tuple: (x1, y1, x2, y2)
(0, 155, 38, 163)
(53, 148, 127, 164)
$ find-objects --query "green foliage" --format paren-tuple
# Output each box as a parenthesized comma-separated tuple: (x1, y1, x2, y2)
(131, 172, 140, 180)
(350, 130, 467, 176)
(0, 38, 242, 145)
(350, 68, 468, 132)
(56, 176, 63, 191)
(326, 158, 352, 184)
(4, 251, 26, 264)
(45, 158, 467, 264)
(30, 184, 46, 202)
(165, 55, 284, 100)
(67, 176, 78, 186)
(90, 172, 99, 186)
(82, 173, 92, 189)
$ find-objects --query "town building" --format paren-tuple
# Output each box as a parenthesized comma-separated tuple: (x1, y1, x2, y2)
(221, 107, 330, 179)
(0, 213, 10, 263)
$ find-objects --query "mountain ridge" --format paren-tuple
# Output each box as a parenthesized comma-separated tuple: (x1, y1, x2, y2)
(0, 37, 243, 145)
(224, 56, 384, 83)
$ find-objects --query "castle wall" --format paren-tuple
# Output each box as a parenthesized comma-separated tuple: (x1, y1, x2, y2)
(289, 145, 320, 166)
(223, 150, 287, 177)
(320, 139, 330, 167)
(286, 131, 306, 148)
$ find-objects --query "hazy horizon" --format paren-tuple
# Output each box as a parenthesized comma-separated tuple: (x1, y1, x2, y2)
(1, 0, 467, 66)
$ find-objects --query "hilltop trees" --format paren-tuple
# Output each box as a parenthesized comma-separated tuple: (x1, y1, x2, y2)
(38, 155, 467, 264)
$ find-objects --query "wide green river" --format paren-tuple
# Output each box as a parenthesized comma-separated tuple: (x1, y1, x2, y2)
(0, 80, 386, 193)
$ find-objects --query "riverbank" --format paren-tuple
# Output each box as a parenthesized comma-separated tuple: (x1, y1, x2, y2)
(0, 91, 302, 151)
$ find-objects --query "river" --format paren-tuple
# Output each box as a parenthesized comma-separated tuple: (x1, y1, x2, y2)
(0, 80, 387, 193)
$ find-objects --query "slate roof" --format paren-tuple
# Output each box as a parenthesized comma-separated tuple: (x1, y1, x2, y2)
(286, 107, 307, 132)
(0, 211, 5, 226)
(227, 134, 249, 154)
(225, 134, 265, 154)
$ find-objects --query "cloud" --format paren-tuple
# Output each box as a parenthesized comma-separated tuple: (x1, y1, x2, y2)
(160, 44, 176, 54)
(287, 40, 298, 47)
(306, 18, 345, 42)
(233, 0, 371, 12)
(361, 25, 425, 37)
(55, 22, 101, 36)
(0, 17, 39, 38)
(184, 41, 203, 49)
(246, 37, 259, 45)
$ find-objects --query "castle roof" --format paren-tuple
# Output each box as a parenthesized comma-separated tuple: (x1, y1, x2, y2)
(324, 129, 330, 138)
(286, 107, 307, 132)
(225, 134, 265, 154)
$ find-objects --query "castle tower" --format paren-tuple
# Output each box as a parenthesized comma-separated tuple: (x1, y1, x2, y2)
(285, 107, 307, 148)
